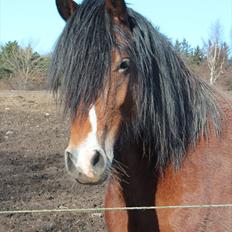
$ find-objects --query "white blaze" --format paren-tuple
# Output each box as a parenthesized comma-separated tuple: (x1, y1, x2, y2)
(76, 106, 100, 175)
(89, 106, 97, 133)
(67, 105, 114, 178)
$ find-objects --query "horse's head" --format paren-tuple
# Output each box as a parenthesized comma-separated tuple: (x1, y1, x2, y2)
(55, 0, 133, 184)
(65, 49, 132, 184)
(52, 0, 219, 185)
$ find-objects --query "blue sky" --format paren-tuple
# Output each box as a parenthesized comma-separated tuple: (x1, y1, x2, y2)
(0, 0, 231, 54)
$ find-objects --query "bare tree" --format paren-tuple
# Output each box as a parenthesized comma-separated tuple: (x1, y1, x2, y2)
(1, 43, 49, 89)
(206, 20, 229, 85)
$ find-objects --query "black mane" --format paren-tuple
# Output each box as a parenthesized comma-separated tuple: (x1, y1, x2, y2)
(50, 0, 221, 170)
(50, 0, 113, 116)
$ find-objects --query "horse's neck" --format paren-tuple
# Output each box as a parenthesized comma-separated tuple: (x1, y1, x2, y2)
(105, 100, 232, 232)
(106, 140, 160, 232)
(115, 141, 158, 205)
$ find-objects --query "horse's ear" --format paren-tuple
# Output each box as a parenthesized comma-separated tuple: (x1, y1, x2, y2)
(105, 0, 130, 26)
(56, 0, 79, 21)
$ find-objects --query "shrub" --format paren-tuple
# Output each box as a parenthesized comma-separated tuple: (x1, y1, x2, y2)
(0, 41, 50, 89)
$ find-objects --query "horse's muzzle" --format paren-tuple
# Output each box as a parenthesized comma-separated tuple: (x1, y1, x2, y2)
(64, 148, 108, 184)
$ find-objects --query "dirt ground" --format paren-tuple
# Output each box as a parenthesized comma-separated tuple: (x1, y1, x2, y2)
(0, 91, 106, 232)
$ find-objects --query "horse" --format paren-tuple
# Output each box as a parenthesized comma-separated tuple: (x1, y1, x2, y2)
(50, 0, 232, 231)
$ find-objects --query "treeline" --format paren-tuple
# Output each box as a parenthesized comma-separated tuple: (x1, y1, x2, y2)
(174, 39, 205, 65)
(0, 41, 50, 89)
(173, 38, 231, 90)
(174, 38, 230, 66)
(0, 37, 231, 90)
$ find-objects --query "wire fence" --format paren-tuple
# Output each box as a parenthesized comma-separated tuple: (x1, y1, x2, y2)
(1, 204, 232, 215)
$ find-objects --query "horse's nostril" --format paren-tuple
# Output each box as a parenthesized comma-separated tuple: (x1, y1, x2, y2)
(91, 150, 105, 170)
(66, 151, 76, 172)
(92, 151, 101, 167)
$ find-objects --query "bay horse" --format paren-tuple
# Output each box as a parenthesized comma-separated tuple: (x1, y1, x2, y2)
(50, 0, 232, 231)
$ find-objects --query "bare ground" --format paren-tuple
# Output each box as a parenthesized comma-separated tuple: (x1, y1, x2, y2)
(0, 91, 105, 232)
(1, 89, 231, 232)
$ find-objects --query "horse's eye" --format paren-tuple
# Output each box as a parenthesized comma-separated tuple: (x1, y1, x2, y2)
(118, 59, 130, 73)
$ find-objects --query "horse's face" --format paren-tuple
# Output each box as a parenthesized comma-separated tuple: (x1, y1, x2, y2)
(65, 50, 130, 184)
(56, 0, 132, 184)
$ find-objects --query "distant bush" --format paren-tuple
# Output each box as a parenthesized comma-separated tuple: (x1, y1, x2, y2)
(0, 41, 50, 89)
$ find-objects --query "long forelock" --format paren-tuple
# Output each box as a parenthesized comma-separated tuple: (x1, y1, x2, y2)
(49, 0, 114, 118)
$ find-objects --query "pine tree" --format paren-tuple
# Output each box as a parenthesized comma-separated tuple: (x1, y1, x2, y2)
(174, 39, 182, 54)
(180, 39, 192, 57)
(191, 46, 204, 65)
